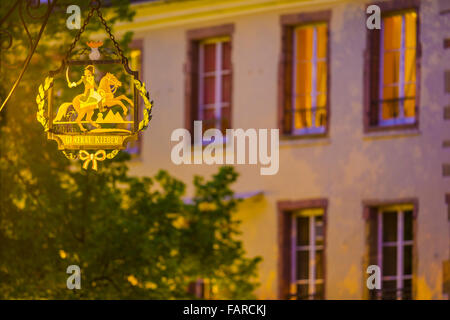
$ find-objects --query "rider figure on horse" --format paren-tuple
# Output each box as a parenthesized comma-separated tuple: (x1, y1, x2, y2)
(55, 66, 132, 131)
(69, 65, 105, 112)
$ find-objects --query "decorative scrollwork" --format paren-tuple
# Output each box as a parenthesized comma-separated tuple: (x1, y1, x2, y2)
(62, 151, 78, 160)
(79, 150, 106, 171)
(35, 75, 53, 131)
(0, 0, 58, 113)
(134, 78, 153, 132)
(106, 150, 120, 159)
(25, 0, 52, 21)
(0, 29, 13, 51)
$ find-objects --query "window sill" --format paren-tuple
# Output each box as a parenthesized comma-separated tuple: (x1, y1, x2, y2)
(280, 133, 330, 148)
(202, 136, 227, 147)
(363, 126, 421, 141)
(365, 122, 418, 132)
(188, 138, 227, 149)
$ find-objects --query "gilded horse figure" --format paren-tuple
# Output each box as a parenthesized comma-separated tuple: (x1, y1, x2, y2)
(54, 72, 133, 132)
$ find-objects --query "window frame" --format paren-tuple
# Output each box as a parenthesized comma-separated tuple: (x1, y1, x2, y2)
(277, 198, 327, 299)
(198, 36, 232, 136)
(378, 11, 417, 127)
(126, 39, 144, 158)
(279, 11, 331, 139)
(290, 208, 325, 299)
(364, 0, 421, 132)
(188, 278, 213, 299)
(363, 199, 418, 300)
(291, 23, 328, 136)
(377, 204, 414, 299)
(185, 24, 234, 143)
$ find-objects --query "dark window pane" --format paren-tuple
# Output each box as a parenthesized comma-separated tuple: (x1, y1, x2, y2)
(220, 106, 230, 133)
(198, 281, 205, 299)
(221, 74, 231, 103)
(369, 288, 380, 300)
(203, 43, 216, 72)
(296, 284, 309, 300)
(202, 108, 215, 132)
(296, 217, 309, 246)
(403, 279, 412, 300)
(202, 108, 215, 121)
(315, 215, 324, 245)
(297, 250, 309, 280)
(203, 76, 215, 104)
(316, 249, 324, 280)
(314, 283, 324, 300)
(404, 210, 413, 241)
(383, 211, 397, 242)
(382, 246, 397, 276)
(315, 236, 324, 246)
(403, 245, 412, 275)
(382, 280, 397, 300)
(222, 41, 231, 70)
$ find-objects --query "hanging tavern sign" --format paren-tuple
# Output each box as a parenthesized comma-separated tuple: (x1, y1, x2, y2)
(36, 1, 152, 171)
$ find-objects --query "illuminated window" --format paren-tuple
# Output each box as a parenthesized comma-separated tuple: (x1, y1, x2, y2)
(291, 24, 328, 135)
(198, 37, 231, 135)
(130, 48, 142, 76)
(126, 44, 143, 156)
(291, 208, 325, 299)
(379, 12, 417, 125)
(366, 10, 418, 129)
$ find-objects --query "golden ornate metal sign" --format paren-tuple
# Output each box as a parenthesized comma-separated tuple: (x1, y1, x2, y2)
(36, 2, 152, 171)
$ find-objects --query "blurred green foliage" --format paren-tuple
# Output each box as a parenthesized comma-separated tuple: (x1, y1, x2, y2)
(0, 0, 260, 299)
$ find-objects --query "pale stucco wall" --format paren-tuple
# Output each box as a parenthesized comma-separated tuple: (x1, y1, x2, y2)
(125, 0, 450, 299)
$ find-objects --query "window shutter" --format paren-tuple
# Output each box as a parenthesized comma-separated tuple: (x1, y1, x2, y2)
(367, 207, 379, 299)
(368, 29, 381, 127)
(281, 26, 293, 134)
(221, 41, 232, 132)
(278, 210, 292, 299)
(186, 41, 200, 137)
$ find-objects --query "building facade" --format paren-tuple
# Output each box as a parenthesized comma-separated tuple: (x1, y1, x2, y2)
(120, 0, 450, 299)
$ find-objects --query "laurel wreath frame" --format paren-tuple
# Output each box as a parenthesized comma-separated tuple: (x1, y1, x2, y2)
(36, 74, 153, 169)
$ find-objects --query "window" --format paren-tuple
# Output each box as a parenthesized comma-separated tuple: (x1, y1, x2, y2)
(185, 24, 234, 141)
(291, 208, 325, 299)
(367, 204, 415, 300)
(291, 24, 328, 135)
(198, 37, 232, 134)
(188, 279, 214, 299)
(277, 199, 327, 300)
(379, 12, 417, 125)
(279, 11, 330, 137)
(126, 40, 143, 156)
(366, 7, 419, 130)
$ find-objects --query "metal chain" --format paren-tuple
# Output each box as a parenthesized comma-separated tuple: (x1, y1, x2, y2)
(63, 1, 128, 65)
(63, 7, 96, 62)
(95, 8, 128, 65)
